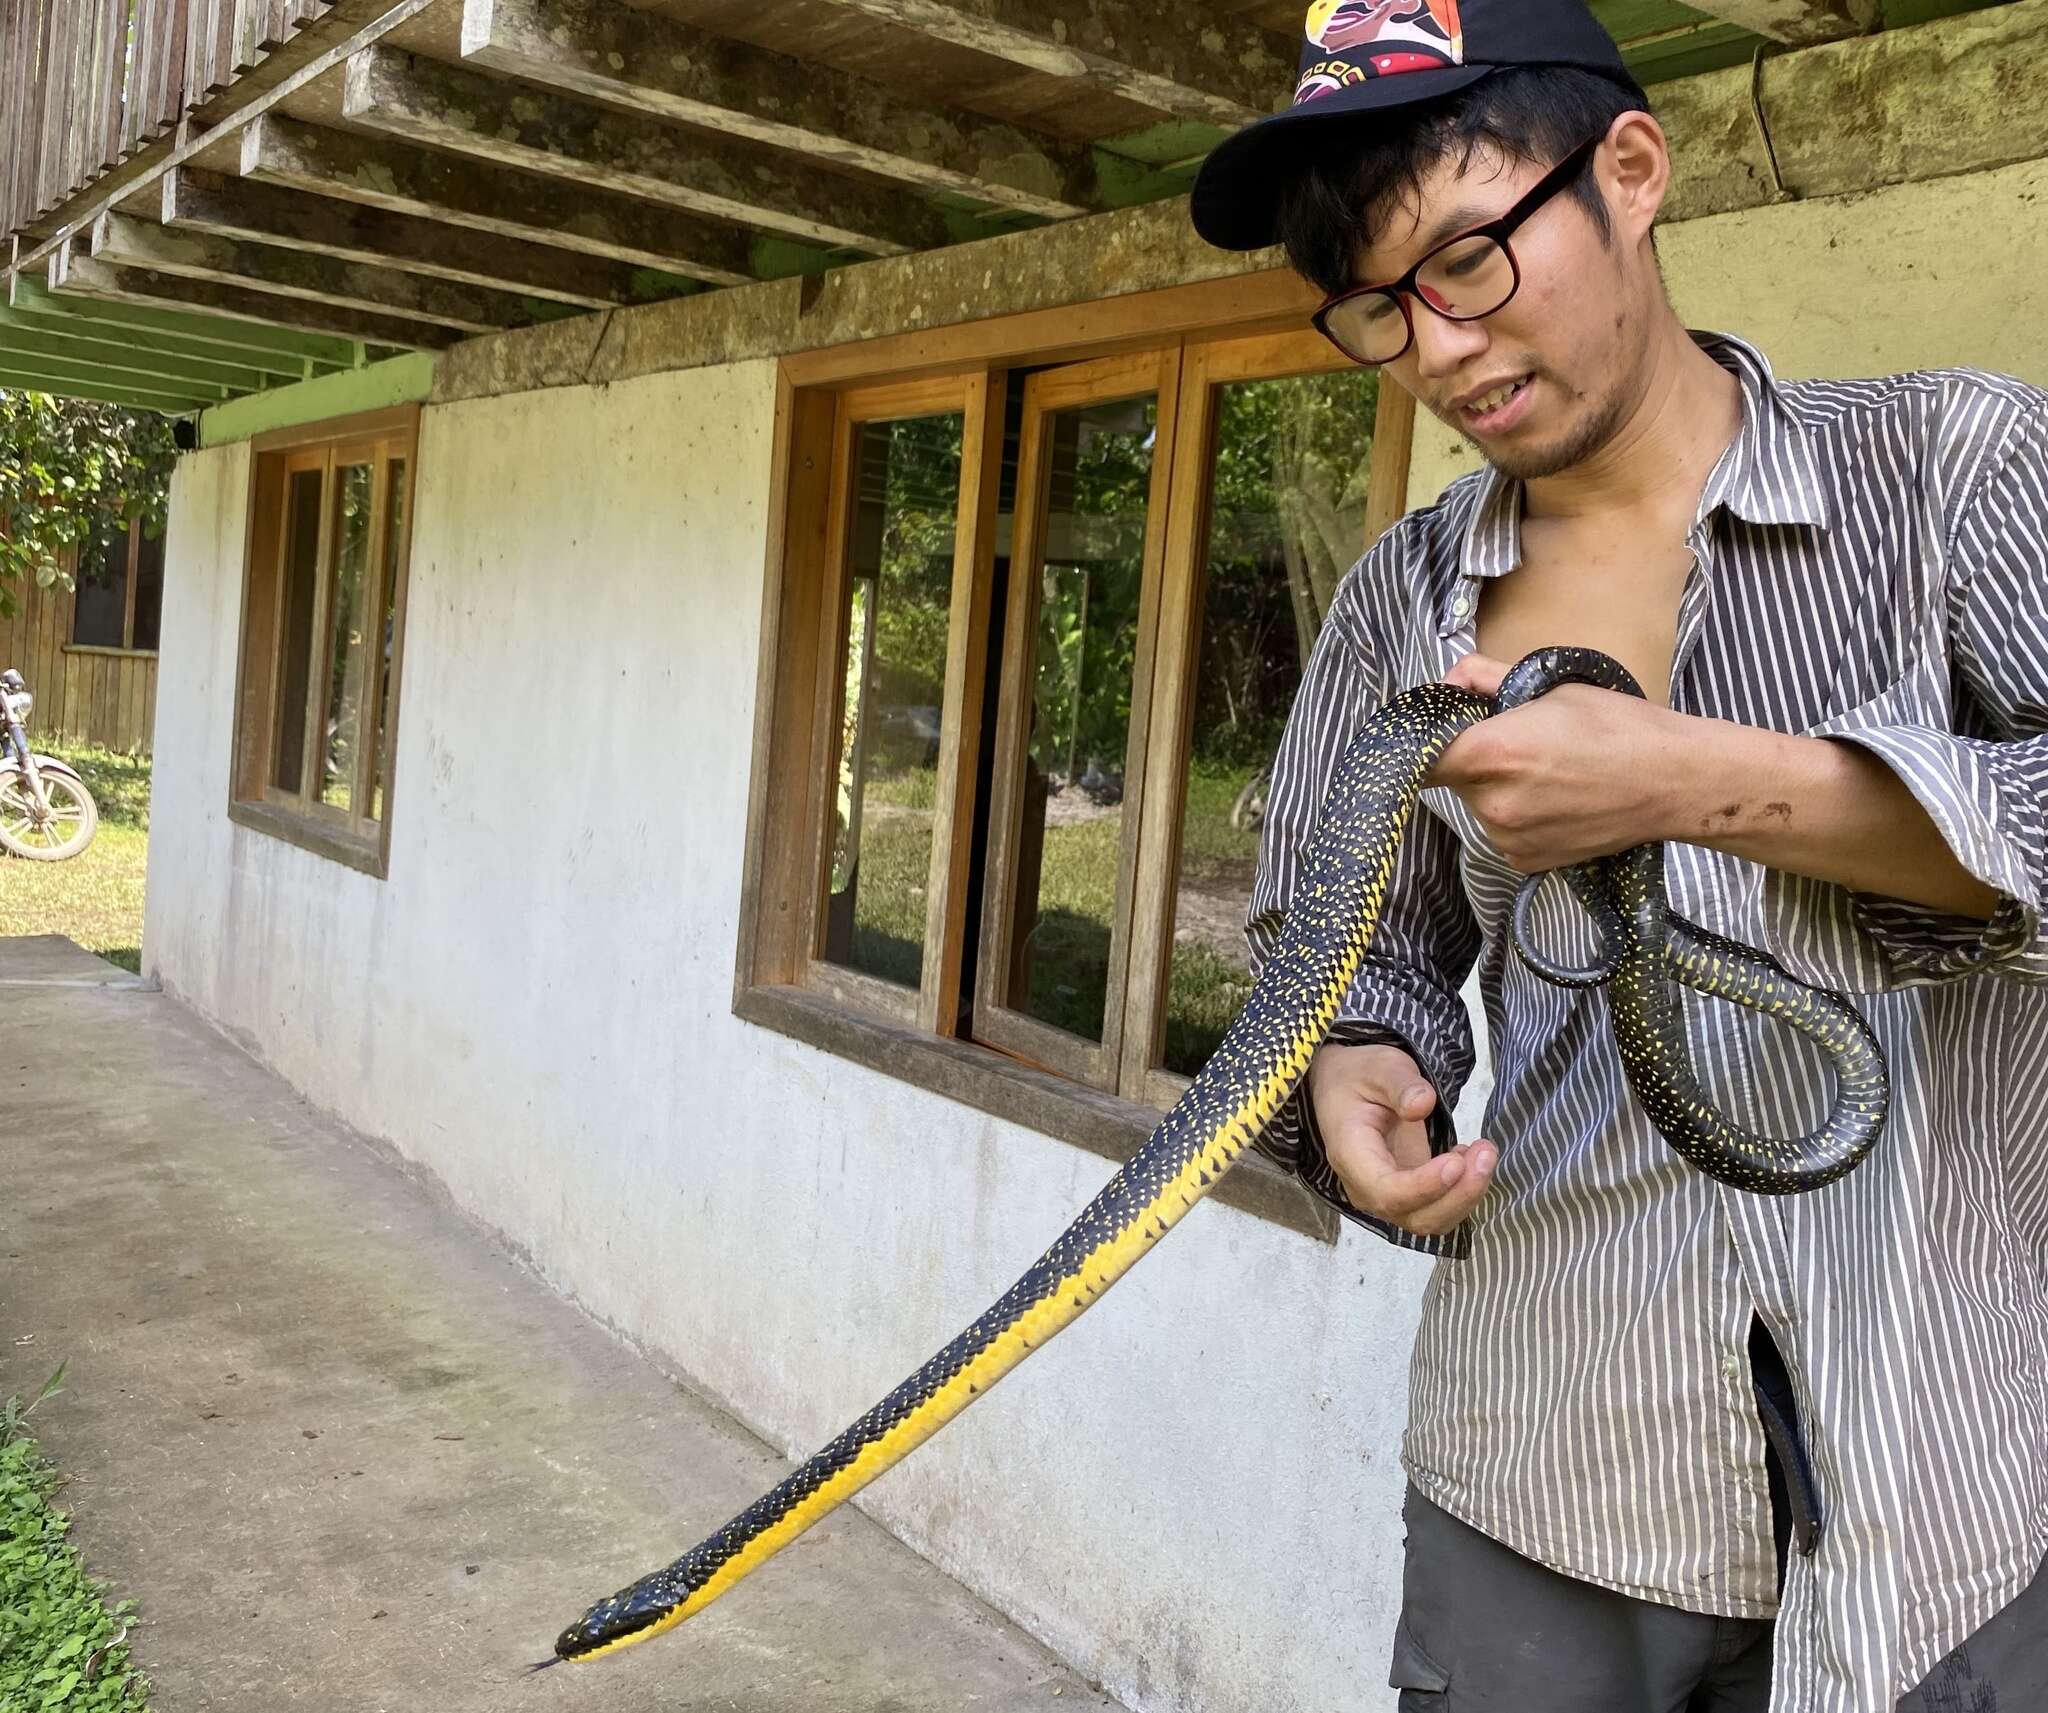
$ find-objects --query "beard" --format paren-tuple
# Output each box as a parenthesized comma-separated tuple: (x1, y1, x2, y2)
(1451, 367, 1636, 481)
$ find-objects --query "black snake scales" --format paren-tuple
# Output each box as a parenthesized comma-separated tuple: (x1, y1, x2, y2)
(543, 644, 1889, 1665)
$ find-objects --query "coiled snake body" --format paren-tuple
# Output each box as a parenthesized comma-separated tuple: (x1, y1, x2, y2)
(547, 645, 1888, 1665)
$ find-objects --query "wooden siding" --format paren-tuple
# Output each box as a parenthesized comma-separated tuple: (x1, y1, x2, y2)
(0, 560, 160, 755)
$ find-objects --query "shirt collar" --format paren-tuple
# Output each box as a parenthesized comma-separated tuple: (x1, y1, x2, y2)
(1441, 330, 1831, 637)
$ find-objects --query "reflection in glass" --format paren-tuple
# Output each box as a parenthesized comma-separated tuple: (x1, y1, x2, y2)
(72, 529, 129, 649)
(370, 458, 407, 822)
(272, 467, 325, 795)
(1005, 392, 1156, 1044)
(1161, 369, 1378, 1076)
(319, 462, 375, 812)
(821, 413, 964, 990)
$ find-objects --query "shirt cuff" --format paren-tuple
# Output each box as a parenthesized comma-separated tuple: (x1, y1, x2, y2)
(1271, 1020, 1469, 1260)
(1758, 721, 2045, 992)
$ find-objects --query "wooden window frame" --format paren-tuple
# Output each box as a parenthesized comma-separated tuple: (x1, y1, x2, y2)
(65, 514, 162, 657)
(227, 403, 419, 879)
(736, 273, 1416, 1242)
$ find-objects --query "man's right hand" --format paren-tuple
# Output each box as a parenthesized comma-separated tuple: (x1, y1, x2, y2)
(1307, 1042, 1496, 1236)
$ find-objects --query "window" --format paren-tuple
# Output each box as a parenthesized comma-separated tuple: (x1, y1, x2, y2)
(71, 517, 166, 652)
(229, 405, 417, 876)
(740, 305, 1413, 1236)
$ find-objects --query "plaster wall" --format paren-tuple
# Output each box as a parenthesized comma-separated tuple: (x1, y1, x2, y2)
(144, 153, 2048, 1713)
(144, 364, 1434, 1713)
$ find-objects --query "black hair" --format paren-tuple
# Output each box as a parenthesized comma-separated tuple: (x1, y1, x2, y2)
(1275, 65, 1654, 298)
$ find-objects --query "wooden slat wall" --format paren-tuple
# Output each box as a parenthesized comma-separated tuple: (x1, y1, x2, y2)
(0, 0, 338, 241)
(0, 564, 160, 755)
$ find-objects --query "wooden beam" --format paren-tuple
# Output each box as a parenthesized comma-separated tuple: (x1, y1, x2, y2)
(0, 362, 212, 412)
(1679, 0, 1877, 48)
(0, 300, 328, 381)
(89, 208, 528, 334)
(8, 274, 357, 371)
(238, 115, 754, 287)
(0, 316, 275, 392)
(157, 165, 661, 310)
(49, 242, 460, 351)
(340, 44, 949, 255)
(808, 0, 1290, 129)
(459, 0, 1094, 219)
(0, 349, 231, 405)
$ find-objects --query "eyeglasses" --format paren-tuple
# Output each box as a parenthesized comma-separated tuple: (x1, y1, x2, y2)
(1311, 136, 1604, 367)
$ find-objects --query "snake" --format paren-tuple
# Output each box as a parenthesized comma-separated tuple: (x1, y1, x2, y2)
(542, 644, 1889, 1667)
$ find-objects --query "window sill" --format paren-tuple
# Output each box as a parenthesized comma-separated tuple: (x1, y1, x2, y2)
(733, 983, 1339, 1244)
(228, 798, 386, 878)
(62, 645, 158, 659)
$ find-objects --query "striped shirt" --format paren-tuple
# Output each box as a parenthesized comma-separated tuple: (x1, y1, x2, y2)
(1245, 332, 2048, 1712)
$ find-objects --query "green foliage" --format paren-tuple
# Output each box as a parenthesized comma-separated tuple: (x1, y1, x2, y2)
(0, 1365, 153, 1713)
(0, 391, 178, 619)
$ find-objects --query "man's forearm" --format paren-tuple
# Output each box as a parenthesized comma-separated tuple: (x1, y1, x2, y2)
(1652, 715, 2000, 920)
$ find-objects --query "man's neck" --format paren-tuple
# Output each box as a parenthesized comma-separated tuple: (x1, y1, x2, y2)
(1521, 322, 1744, 527)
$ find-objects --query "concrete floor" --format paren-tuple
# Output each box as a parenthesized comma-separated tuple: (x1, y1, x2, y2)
(0, 935, 1122, 1713)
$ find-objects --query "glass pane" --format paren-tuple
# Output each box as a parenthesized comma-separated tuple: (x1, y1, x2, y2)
(369, 457, 407, 823)
(131, 527, 165, 652)
(1159, 369, 1378, 1076)
(820, 413, 964, 990)
(272, 467, 325, 796)
(318, 462, 375, 813)
(71, 528, 128, 649)
(1002, 392, 1156, 1045)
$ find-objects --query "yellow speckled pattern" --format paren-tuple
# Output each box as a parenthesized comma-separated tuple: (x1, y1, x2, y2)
(549, 646, 1888, 1664)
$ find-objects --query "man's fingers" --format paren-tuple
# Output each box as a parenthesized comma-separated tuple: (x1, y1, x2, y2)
(1362, 1141, 1497, 1232)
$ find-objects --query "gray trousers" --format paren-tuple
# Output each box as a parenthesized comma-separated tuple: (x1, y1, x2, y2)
(1390, 1324, 2048, 1711)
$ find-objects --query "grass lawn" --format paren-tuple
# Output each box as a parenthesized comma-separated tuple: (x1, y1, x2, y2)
(836, 757, 1264, 1073)
(1, 1369, 152, 1712)
(0, 742, 150, 974)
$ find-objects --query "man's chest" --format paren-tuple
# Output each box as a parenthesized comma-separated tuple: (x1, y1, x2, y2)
(1471, 537, 1695, 710)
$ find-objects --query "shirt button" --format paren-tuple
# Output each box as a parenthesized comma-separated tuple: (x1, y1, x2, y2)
(1722, 1354, 1743, 1381)
(1451, 593, 1471, 617)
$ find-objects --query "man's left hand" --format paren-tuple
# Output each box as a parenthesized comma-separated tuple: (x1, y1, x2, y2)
(1430, 652, 1685, 873)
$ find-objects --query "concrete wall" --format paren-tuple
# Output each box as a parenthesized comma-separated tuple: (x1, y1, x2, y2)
(144, 362, 1432, 1713)
(145, 151, 2048, 1713)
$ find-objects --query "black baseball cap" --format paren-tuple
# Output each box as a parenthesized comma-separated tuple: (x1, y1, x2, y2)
(1190, 0, 1634, 252)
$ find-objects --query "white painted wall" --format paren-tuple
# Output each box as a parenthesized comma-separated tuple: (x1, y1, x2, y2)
(145, 363, 1436, 1713)
(145, 153, 2048, 1713)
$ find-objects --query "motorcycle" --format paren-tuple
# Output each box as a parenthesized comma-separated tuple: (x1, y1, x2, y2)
(0, 668, 99, 861)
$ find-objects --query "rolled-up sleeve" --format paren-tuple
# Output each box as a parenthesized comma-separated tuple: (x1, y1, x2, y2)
(1244, 559, 1483, 1256)
(1762, 404, 2048, 989)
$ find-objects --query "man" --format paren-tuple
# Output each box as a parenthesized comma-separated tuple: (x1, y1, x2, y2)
(1189, 2, 2048, 1708)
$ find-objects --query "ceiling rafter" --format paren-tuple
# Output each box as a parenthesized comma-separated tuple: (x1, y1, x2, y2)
(340, 43, 952, 254)
(459, 0, 1099, 219)
(148, 165, 652, 309)
(236, 115, 758, 286)
(88, 208, 532, 335)
(49, 239, 460, 351)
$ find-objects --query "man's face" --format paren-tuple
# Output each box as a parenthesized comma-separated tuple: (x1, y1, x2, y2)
(1355, 139, 1653, 481)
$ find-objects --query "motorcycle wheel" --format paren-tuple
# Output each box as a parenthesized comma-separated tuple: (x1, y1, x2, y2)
(0, 767, 99, 861)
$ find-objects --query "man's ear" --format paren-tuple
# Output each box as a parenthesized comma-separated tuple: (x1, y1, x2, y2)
(1600, 110, 1670, 247)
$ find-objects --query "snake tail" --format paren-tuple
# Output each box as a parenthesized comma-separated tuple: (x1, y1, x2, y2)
(549, 681, 1493, 1663)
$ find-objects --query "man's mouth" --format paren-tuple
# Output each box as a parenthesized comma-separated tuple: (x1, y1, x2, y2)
(1452, 375, 1533, 432)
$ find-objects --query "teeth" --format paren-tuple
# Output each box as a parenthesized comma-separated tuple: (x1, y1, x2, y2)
(1467, 380, 1523, 414)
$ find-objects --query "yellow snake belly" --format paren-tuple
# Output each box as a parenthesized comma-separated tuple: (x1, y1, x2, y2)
(545, 648, 1887, 1664)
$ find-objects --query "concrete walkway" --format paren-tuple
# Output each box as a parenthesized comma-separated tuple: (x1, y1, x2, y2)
(0, 936, 1121, 1713)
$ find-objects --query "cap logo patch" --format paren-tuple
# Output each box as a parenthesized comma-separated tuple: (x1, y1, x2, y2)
(1295, 0, 1463, 103)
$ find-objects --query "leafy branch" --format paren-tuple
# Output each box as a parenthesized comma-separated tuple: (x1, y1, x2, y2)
(0, 391, 178, 618)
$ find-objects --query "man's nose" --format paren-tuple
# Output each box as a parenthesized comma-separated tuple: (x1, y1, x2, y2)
(1409, 304, 1491, 381)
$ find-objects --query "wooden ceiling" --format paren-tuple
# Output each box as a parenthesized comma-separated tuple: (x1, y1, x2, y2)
(0, 0, 2011, 410)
